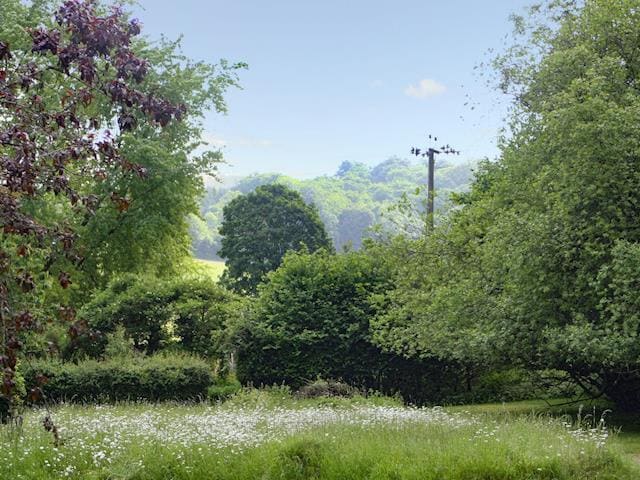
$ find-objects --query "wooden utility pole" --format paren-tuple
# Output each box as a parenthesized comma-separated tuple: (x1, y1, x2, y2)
(426, 147, 438, 229)
(411, 136, 460, 231)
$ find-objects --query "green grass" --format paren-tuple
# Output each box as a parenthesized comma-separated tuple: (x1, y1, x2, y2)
(183, 258, 226, 281)
(445, 398, 640, 457)
(2, 396, 639, 479)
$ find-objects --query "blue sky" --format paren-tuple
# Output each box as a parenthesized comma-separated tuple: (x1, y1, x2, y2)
(133, 0, 533, 178)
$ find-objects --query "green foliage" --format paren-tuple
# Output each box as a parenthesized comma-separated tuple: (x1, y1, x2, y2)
(374, 0, 640, 411)
(219, 184, 333, 293)
(234, 248, 471, 404)
(0, 0, 245, 308)
(104, 326, 136, 360)
(22, 354, 212, 403)
(207, 375, 243, 402)
(73, 27, 245, 291)
(192, 157, 475, 259)
(235, 249, 388, 388)
(0, 364, 25, 424)
(296, 379, 358, 399)
(77, 275, 245, 360)
(78, 275, 174, 356)
(187, 259, 227, 281)
(218, 385, 404, 410)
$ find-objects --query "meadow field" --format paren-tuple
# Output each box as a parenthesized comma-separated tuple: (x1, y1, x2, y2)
(2, 392, 639, 480)
(3, 1, 640, 479)
(186, 259, 227, 281)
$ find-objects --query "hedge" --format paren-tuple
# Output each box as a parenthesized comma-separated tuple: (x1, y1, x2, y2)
(22, 354, 213, 403)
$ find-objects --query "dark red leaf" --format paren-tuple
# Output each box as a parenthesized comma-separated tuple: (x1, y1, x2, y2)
(58, 271, 72, 289)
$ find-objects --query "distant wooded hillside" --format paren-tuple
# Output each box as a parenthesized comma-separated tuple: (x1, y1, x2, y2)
(191, 157, 476, 259)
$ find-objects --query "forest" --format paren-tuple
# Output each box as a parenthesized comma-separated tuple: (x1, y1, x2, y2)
(1, 0, 640, 479)
(191, 158, 474, 257)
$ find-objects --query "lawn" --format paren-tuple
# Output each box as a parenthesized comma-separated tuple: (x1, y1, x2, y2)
(184, 258, 226, 281)
(2, 394, 639, 479)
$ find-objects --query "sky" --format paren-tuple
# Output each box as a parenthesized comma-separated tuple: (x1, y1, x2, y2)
(133, 0, 533, 179)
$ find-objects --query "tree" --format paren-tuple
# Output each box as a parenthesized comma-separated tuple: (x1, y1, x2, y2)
(235, 248, 456, 402)
(0, 0, 221, 418)
(0, 0, 245, 295)
(191, 159, 475, 259)
(218, 184, 332, 293)
(375, 0, 640, 411)
(75, 35, 243, 289)
(77, 275, 246, 360)
(336, 209, 373, 251)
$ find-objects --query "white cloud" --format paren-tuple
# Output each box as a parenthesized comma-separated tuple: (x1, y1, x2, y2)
(404, 78, 447, 99)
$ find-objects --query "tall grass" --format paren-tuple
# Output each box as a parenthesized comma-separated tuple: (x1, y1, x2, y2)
(2, 397, 638, 479)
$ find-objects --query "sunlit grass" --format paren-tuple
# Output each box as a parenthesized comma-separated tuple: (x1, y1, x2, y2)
(183, 258, 226, 281)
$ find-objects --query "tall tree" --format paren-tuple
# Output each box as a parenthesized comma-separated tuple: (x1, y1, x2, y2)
(0, 0, 239, 418)
(0, 0, 245, 294)
(219, 184, 332, 293)
(374, 0, 640, 411)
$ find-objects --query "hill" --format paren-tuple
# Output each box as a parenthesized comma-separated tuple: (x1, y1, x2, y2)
(191, 157, 476, 260)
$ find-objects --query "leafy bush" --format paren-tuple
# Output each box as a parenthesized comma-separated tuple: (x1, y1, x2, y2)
(76, 275, 245, 360)
(22, 354, 212, 403)
(0, 365, 25, 424)
(208, 375, 242, 402)
(103, 325, 136, 359)
(235, 249, 473, 405)
(235, 249, 392, 390)
(296, 379, 358, 399)
(75, 275, 173, 357)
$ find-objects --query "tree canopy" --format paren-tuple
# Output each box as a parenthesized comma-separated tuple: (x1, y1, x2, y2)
(192, 157, 475, 259)
(218, 184, 332, 293)
(0, 0, 187, 408)
(0, 0, 242, 412)
(373, 0, 640, 411)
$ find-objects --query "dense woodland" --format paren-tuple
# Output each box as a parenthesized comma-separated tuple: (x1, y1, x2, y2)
(191, 158, 474, 258)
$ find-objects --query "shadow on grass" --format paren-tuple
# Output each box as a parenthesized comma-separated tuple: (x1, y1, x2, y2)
(445, 398, 640, 455)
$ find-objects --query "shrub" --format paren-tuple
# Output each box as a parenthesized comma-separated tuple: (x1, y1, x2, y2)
(208, 375, 242, 402)
(235, 249, 483, 405)
(22, 353, 212, 403)
(236, 249, 393, 390)
(76, 275, 245, 361)
(296, 379, 357, 399)
(103, 325, 136, 359)
(0, 365, 25, 424)
(74, 274, 174, 357)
